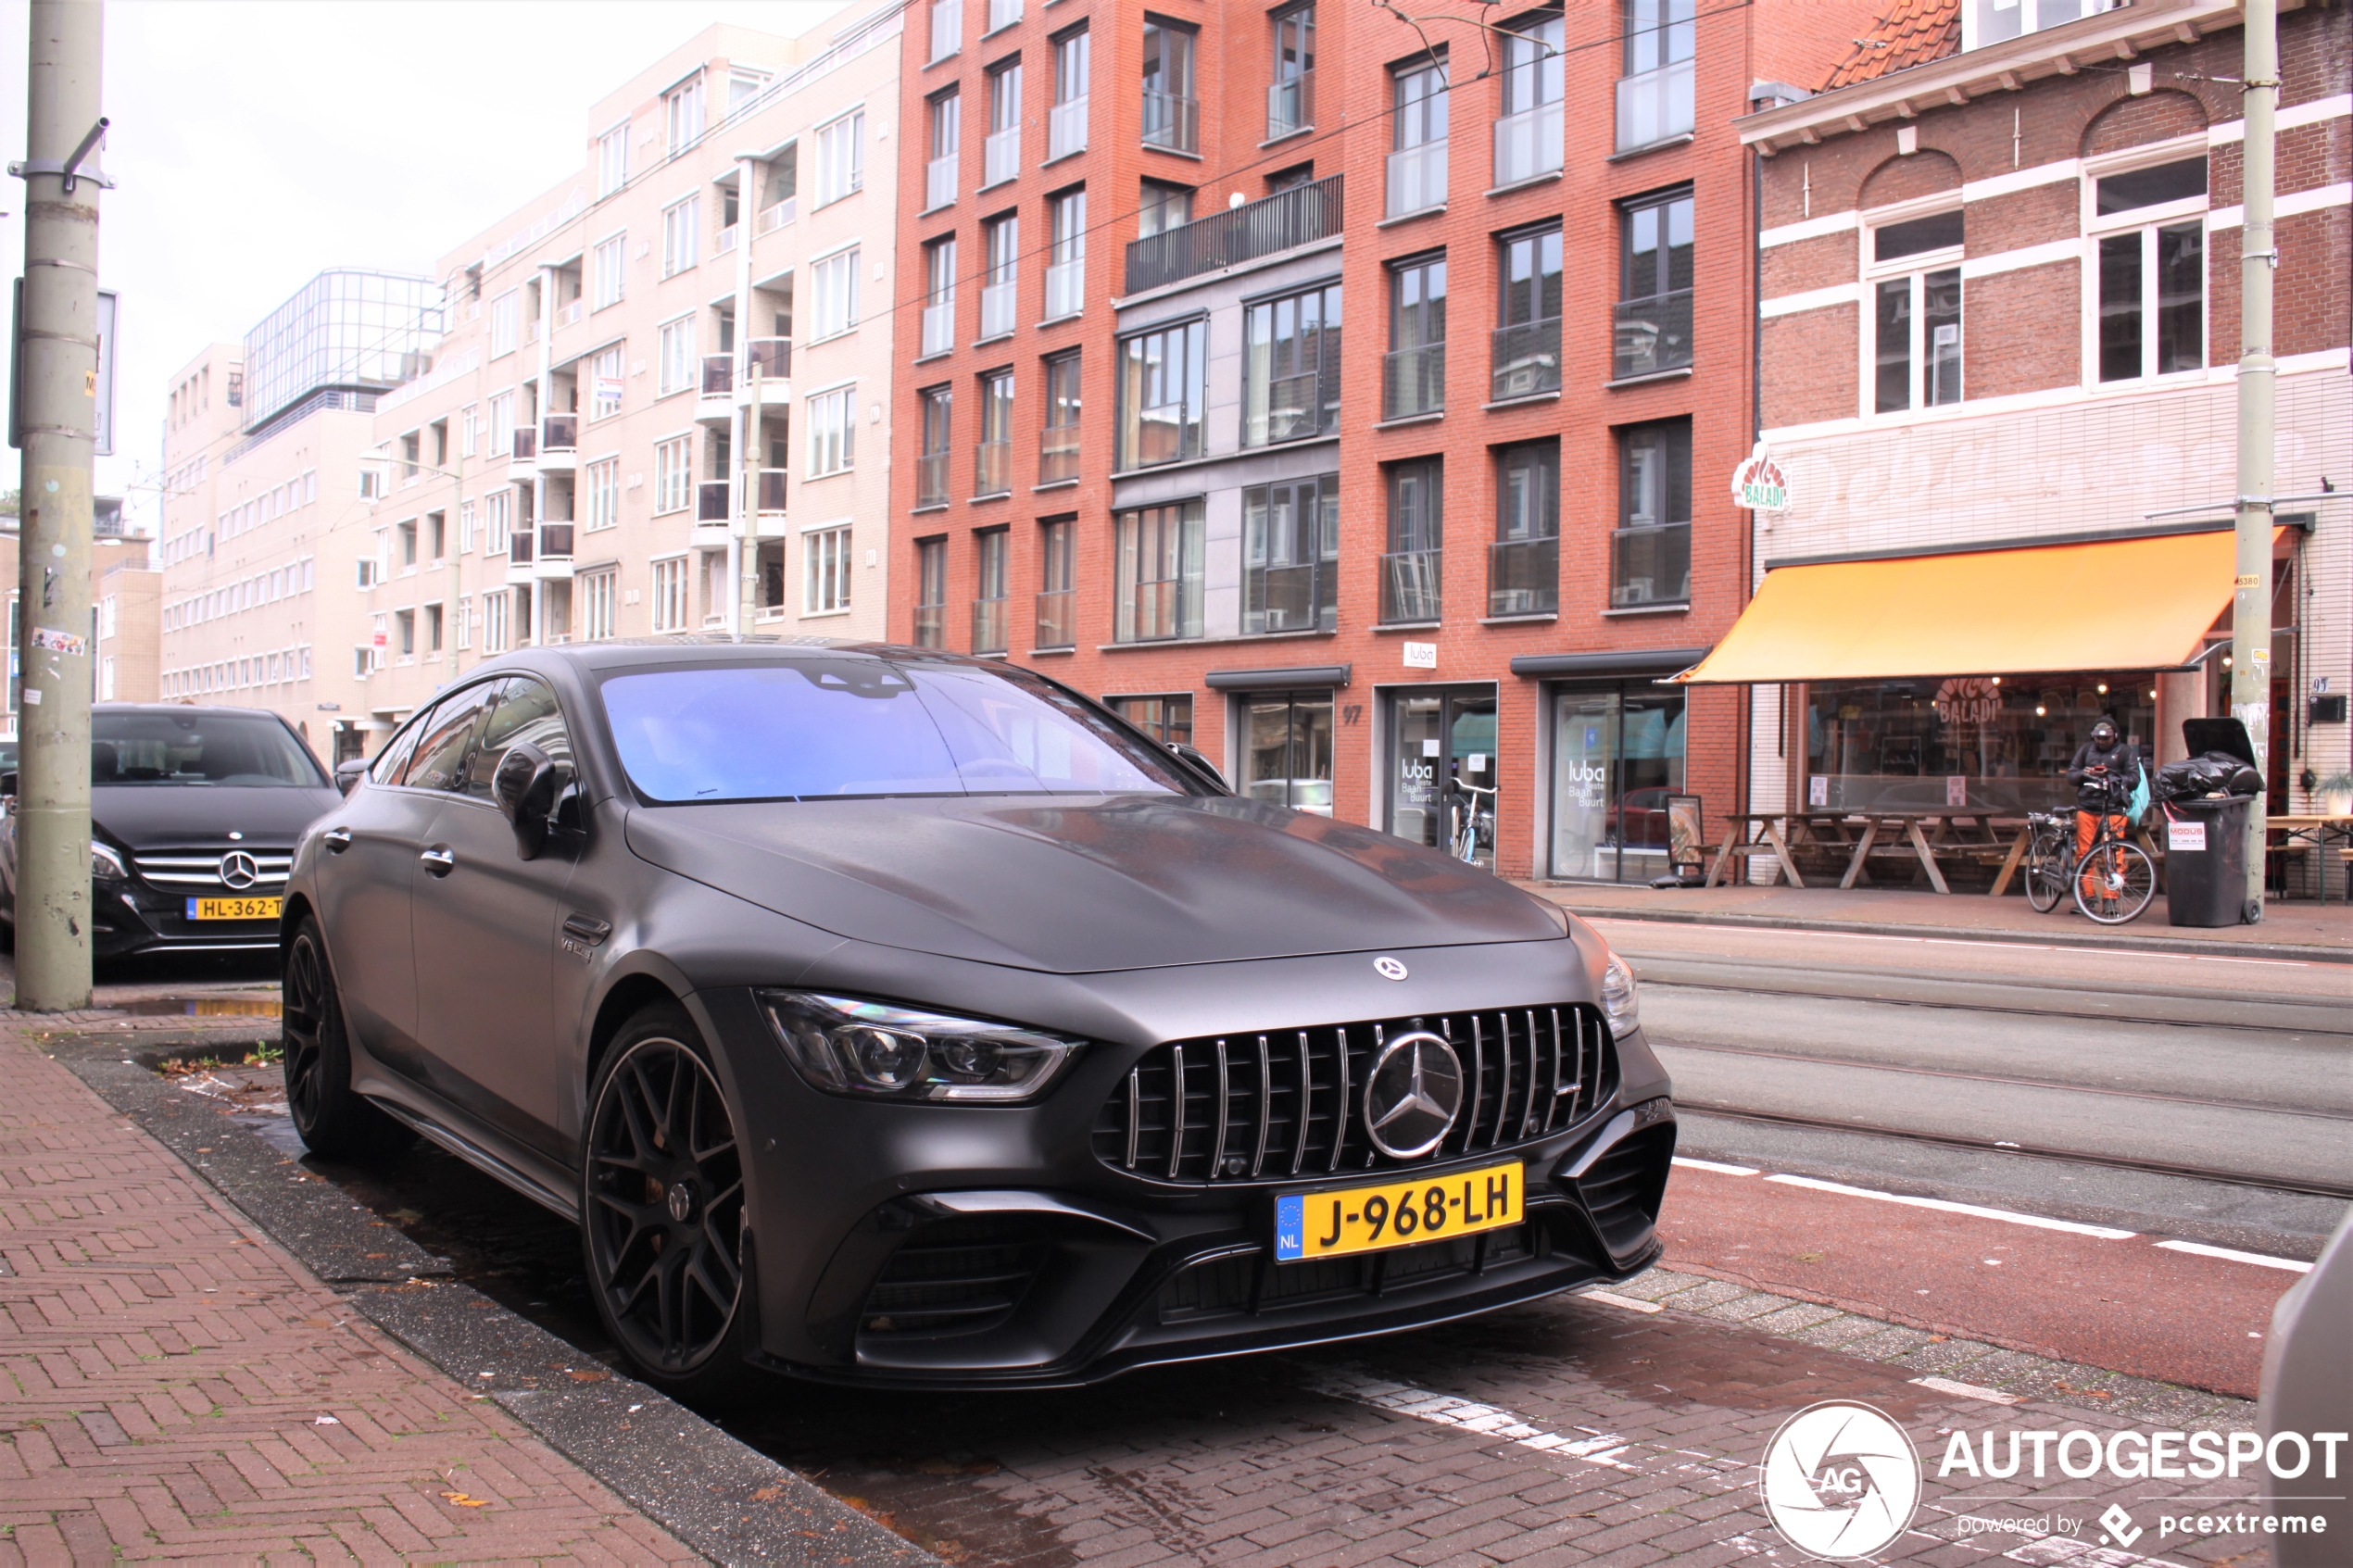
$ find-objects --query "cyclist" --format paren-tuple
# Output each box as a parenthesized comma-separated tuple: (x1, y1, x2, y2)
(2067, 719, 2142, 900)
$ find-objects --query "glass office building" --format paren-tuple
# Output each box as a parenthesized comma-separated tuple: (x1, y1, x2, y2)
(242, 270, 445, 433)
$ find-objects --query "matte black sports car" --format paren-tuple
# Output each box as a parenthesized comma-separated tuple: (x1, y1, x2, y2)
(2, 704, 339, 957)
(283, 641, 1675, 1399)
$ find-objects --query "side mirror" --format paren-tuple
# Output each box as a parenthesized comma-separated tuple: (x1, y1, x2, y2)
(333, 758, 368, 797)
(492, 742, 559, 860)
(1168, 743, 1228, 792)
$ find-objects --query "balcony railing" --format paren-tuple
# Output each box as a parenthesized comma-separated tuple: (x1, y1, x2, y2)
(1492, 100, 1564, 186)
(1253, 370, 1328, 445)
(980, 281, 1016, 339)
(914, 604, 945, 648)
(701, 354, 734, 396)
(558, 299, 584, 327)
(984, 126, 1019, 186)
(1613, 290, 1692, 380)
(540, 522, 575, 558)
(755, 468, 787, 513)
(717, 224, 739, 254)
(928, 0, 960, 60)
(986, 0, 1018, 31)
(975, 438, 1011, 495)
(1246, 562, 1329, 634)
(1140, 92, 1200, 153)
(925, 154, 957, 209)
(1045, 258, 1083, 318)
(510, 426, 537, 460)
(510, 530, 534, 564)
(745, 336, 792, 379)
(1379, 548, 1442, 623)
(972, 595, 1009, 655)
(1491, 316, 1562, 400)
(1266, 70, 1313, 138)
(759, 198, 795, 233)
(1610, 522, 1691, 608)
(1049, 96, 1088, 160)
(1616, 57, 1694, 152)
(921, 300, 956, 358)
(1036, 588, 1076, 649)
(543, 412, 577, 452)
(1488, 536, 1558, 617)
(1124, 173, 1342, 294)
(698, 481, 730, 522)
(1382, 343, 1445, 420)
(917, 451, 950, 507)
(1038, 423, 1079, 483)
(1386, 140, 1447, 218)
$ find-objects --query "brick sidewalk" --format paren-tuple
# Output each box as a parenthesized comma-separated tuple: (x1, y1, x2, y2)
(0, 1021, 698, 1564)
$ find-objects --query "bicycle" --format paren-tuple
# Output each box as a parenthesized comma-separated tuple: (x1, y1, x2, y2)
(1446, 782, 1495, 864)
(2019, 783, 2156, 924)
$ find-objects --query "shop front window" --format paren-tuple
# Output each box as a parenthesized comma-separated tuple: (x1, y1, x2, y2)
(1390, 687, 1497, 868)
(1550, 684, 1685, 882)
(1240, 690, 1334, 815)
(1803, 675, 2155, 814)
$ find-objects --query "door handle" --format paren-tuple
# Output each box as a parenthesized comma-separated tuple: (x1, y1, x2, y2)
(419, 846, 456, 876)
(561, 913, 611, 946)
(321, 827, 352, 853)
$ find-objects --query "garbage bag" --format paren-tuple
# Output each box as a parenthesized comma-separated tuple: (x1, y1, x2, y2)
(2154, 752, 2263, 802)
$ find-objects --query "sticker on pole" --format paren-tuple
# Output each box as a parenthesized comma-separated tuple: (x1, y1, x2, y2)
(31, 626, 85, 657)
(2169, 820, 2208, 852)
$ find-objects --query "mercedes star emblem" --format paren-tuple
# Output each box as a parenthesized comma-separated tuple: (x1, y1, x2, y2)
(1373, 956, 1409, 981)
(218, 850, 261, 891)
(1362, 1030, 1464, 1158)
(666, 1182, 696, 1223)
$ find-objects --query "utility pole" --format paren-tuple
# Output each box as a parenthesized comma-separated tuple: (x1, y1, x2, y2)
(13, 0, 104, 1009)
(2232, 0, 2278, 923)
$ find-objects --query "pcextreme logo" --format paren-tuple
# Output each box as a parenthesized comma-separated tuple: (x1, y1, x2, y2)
(1760, 1401, 1921, 1562)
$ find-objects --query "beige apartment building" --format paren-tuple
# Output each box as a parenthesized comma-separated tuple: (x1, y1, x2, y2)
(157, 6, 907, 759)
(1, 525, 158, 748)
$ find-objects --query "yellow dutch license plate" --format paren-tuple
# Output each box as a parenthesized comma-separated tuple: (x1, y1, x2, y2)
(1275, 1160, 1523, 1262)
(186, 897, 281, 922)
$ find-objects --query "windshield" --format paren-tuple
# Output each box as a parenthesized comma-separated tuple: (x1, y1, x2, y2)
(93, 711, 329, 788)
(600, 659, 1199, 803)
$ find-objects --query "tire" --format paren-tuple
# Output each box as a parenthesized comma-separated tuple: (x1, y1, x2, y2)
(2022, 836, 2065, 913)
(581, 1004, 758, 1406)
(2073, 842, 2156, 925)
(282, 917, 414, 1162)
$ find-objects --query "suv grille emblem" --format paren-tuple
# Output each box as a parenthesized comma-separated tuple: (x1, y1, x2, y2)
(218, 851, 260, 891)
(1362, 1031, 1465, 1158)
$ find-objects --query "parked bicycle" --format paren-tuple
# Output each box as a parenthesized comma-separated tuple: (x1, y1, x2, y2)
(2020, 781, 2156, 924)
(1447, 781, 1496, 864)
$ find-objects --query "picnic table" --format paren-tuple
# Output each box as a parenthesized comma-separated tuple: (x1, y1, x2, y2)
(2270, 814, 2353, 903)
(1705, 810, 2038, 897)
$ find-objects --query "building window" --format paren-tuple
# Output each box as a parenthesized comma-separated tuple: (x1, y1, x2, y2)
(1141, 21, 1199, 152)
(1870, 209, 1964, 412)
(483, 591, 509, 654)
(1116, 317, 1206, 469)
(1114, 500, 1204, 643)
(459, 403, 479, 458)
(1388, 57, 1448, 219)
(1040, 351, 1081, 483)
(1963, 0, 2124, 54)
(1493, 225, 1562, 399)
(988, 0, 1020, 33)
(653, 437, 693, 517)
(1046, 188, 1086, 318)
(1494, 13, 1563, 184)
(665, 75, 706, 157)
(805, 525, 852, 614)
(925, 89, 961, 210)
(1618, 0, 1694, 151)
(1240, 692, 1333, 814)
(1051, 27, 1089, 159)
(1112, 695, 1192, 746)
(976, 370, 1014, 495)
(1617, 188, 1693, 379)
(577, 569, 615, 641)
(593, 233, 626, 310)
(1244, 473, 1338, 634)
(1614, 420, 1691, 608)
(915, 536, 948, 647)
(922, 236, 958, 358)
(592, 345, 624, 419)
(814, 109, 864, 206)
(491, 290, 519, 358)
(917, 386, 952, 506)
(985, 62, 1022, 186)
(1244, 282, 1341, 445)
(1381, 458, 1442, 622)
(1386, 254, 1446, 420)
(975, 214, 1020, 341)
(459, 499, 478, 553)
(2093, 156, 2207, 383)
(1038, 517, 1076, 648)
(811, 247, 860, 338)
(1138, 180, 1193, 240)
(808, 385, 856, 476)
(485, 489, 512, 555)
(598, 121, 629, 197)
(1491, 439, 1558, 616)
(661, 195, 700, 277)
(658, 315, 696, 395)
(585, 458, 620, 531)
(396, 608, 416, 661)
(648, 558, 687, 632)
(1268, 6, 1315, 138)
(973, 528, 1010, 653)
(929, 0, 961, 62)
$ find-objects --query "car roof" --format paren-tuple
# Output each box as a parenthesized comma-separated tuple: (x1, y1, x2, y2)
(474, 636, 1004, 678)
(94, 702, 292, 721)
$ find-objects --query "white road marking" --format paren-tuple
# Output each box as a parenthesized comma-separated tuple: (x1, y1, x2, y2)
(2000, 1534, 2197, 1566)
(1909, 1375, 2023, 1405)
(1302, 1367, 1636, 1467)
(2152, 1237, 2314, 1273)
(1672, 1156, 1761, 1176)
(1763, 1173, 2139, 1239)
(1579, 1288, 1664, 1314)
(1583, 918, 2312, 968)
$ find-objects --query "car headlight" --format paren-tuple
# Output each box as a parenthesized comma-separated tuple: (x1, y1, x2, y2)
(1600, 951, 1640, 1039)
(90, 841, 129, 882)
(758, 991, 1086, 1103)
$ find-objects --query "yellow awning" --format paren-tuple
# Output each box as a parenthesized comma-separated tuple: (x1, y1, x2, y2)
(1673, 528, 2260, 684)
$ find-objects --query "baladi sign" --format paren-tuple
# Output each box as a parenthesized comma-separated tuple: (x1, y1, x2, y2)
(1730, 441, 1789, 512)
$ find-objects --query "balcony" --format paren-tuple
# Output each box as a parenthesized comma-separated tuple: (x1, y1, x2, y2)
(1379, 547, 1442, 624)
(1617, 58, 1694, 153)
(925, 154, 957, 210)
(1492, 101, 1564, 187)
(1036, 588, 1076, 650)
(759, 198, 795, 233)
(1488, 536, 1558, 617)
(928, 0, 959, 60)
(983, 126, 1019, 187)
(1613, 290, 1692, 380)
(510, 425, 537, 462)
(743, 336, 791, 391)
(921, 300, 956, 358)
(980, 280, 1016, 339)
(975, 438, 1011, 496)
(1038, 423, 1079, 484)
(1266, 70, 1313, 139)
(557, 299, 584, 328)
(1246, 562, 1328, 634)
(717, 224, 739, 255)
(1049, 96, 1088, 161)
(754, 467, 787, 515)
(1386, 140, 1447, 218)
(1140, 91, 1199, 154)
(701, 354, 734, 396)
(505, 529, 535, 583)
(917, 451, 950, 508)
(914, 604, 945, 649)
(972, 595, 1009, 656)
(542, 412, 578, 453)
(1044, 258, 1083, 319)
(1491, 316, 1561, 400)
(986, 0, 1018, 31)
(535, 521, 576, 580)
(1610, 522, 1691, 608)
(1382, 342, 1444, 420)
(698, 481, 730, 522)
(1124, 173, 1342, 294)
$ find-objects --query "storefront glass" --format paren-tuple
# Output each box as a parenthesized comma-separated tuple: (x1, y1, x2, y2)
(1804, 673, 2157, 813)
(1239, 691, 1334, 815)
(1389, 688, 1498, 867)
(1549, 684, 1686, 882)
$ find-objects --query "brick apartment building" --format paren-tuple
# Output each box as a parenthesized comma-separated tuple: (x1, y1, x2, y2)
(1705, 0, 2348, 879)
(887, 0, 1878, 881)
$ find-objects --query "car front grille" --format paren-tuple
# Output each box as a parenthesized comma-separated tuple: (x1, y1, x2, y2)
(1156, 1223, 1538, 1322)
(1092, 1005, 1615, 1185)
(132, 848, 293, 890)
(1573, 1122, 1675, 1255)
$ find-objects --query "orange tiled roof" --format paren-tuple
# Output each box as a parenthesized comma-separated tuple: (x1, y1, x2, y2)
(1819, 0, 1961, 91)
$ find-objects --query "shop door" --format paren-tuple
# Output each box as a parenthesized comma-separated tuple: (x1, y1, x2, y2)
(1389, 688, 1499, 868)
(1549, 684, 1685, 882)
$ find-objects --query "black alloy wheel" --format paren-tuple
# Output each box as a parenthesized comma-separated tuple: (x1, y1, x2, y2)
(582, 1011, 753, 1396)
(281, 917, 412, 1161)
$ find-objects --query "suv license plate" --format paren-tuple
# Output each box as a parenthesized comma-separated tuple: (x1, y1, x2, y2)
(187, 897, 282, 921)
(1275, 1160, 1523, 1262)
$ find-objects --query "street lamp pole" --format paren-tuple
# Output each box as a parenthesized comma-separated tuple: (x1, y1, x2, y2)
(2232, 0, 2278, 922)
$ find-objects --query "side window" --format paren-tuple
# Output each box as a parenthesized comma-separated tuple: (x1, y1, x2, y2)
(405, 683, 497, 792)
(368, 716, 425, 786)
(462, 677, 575, 800)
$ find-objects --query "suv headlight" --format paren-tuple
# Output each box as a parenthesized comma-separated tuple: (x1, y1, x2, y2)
(90, 841, 129, 883)
(1600, 951, 1640, 1039)
(759, 991, 1086, 1103)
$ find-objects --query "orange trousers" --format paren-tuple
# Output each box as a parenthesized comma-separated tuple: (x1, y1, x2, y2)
(2076, 809, 2129, 897)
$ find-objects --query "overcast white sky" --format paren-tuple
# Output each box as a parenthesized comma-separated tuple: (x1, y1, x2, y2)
(0, 0, 851, 526)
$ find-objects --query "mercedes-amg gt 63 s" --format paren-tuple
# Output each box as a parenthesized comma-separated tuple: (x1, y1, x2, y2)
(283, 641, 1675, 1399)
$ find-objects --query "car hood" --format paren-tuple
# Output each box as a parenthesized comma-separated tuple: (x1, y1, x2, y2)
(623, 794, 1564, 973)
(93, 784, 343, 850)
